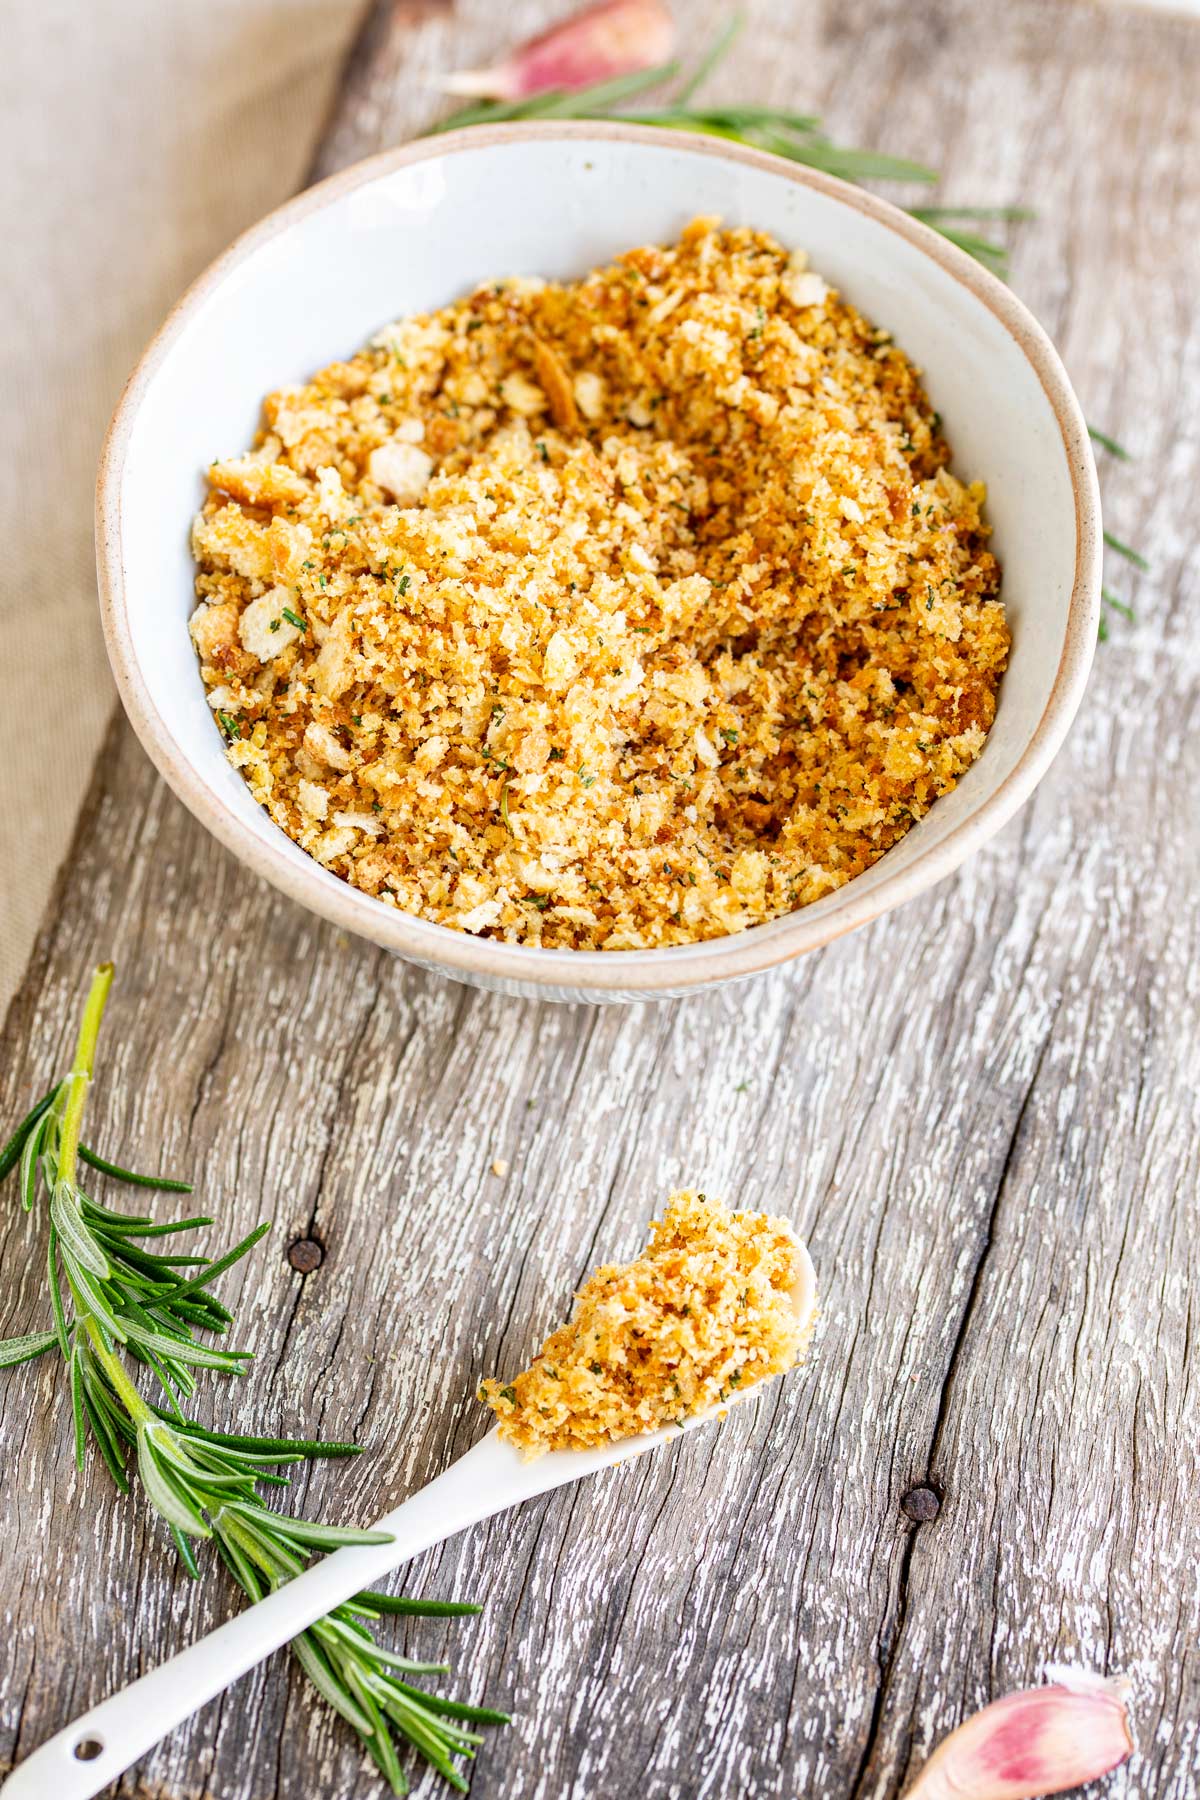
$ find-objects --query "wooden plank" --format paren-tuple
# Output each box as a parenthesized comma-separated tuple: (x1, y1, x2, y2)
(2, 2, 1198, 1798)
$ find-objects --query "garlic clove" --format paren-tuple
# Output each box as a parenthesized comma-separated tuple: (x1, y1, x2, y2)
(905, 1671, 1133, 1800)
(439, 0, 674, 101)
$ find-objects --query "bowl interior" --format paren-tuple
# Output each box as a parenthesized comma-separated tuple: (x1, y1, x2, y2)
(108, 128, 1090, 990)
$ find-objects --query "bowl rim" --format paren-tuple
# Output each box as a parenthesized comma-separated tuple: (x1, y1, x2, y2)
(96, 119, 1100, 995)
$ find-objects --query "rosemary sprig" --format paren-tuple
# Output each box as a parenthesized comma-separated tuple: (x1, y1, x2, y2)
(435, 62, 941, 187)
(428, 22, 1000, 262)
(0, 963, 507, 1795)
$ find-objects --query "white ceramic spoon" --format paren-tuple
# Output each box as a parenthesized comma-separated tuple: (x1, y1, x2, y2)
(2, 1247, 816, 1800)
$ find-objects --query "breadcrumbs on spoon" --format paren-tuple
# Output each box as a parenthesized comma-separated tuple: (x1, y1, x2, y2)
(479, 1190, 816, 1458)
(189, 217, 1008, 950)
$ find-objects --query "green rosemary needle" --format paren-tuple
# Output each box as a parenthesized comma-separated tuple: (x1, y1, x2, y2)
(1102, 530, 1149, 571)
(0, 962, 508, 1795)
(1088, 424, 1132, 461)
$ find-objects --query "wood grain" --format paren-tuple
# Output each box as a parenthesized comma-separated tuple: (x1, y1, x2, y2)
(2, 1, 1199, 1796)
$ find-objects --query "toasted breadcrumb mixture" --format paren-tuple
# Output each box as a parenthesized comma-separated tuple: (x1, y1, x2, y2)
(480, 1190, 814, 1458)
(189, 218, 1008, 949)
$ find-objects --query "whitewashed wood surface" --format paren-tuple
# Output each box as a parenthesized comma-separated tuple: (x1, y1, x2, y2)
(1, 1, 1198, 1796)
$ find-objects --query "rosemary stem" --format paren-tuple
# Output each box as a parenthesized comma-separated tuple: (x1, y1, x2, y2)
(218, 1509, 283, 1585)
(56, 962, 114, 1187)
(83, 1314, 154, 1425)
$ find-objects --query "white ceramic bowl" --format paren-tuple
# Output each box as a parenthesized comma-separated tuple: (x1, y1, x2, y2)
(97, 123, 1100, 1004)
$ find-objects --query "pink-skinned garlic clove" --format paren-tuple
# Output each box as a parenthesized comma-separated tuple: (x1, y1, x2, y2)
(439, 0, 674, 101)
(904, 1668, 1134, 1800)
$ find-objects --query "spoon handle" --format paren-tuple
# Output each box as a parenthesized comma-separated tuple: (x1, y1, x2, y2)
(1, 1432, 522, 1800)
(3, 1399, 727, 1798)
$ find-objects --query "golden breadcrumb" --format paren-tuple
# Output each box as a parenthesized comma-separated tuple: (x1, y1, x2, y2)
(480, 1190, 814, 1457)
(189, 218, 1008, 949)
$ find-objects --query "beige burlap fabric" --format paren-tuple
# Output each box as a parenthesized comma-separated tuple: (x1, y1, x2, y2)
(0, 0, 365, 1012)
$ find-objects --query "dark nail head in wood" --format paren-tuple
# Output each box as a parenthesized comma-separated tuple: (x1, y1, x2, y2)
(900, 1485, 941, 1522)
(287, 1237, 324, 1274)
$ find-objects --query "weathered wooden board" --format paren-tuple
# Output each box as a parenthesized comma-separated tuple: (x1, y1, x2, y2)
(2, 2, 1199, 1797)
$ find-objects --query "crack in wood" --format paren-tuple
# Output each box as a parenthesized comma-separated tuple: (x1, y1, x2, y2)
(847, 1029, 1054, 1800)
